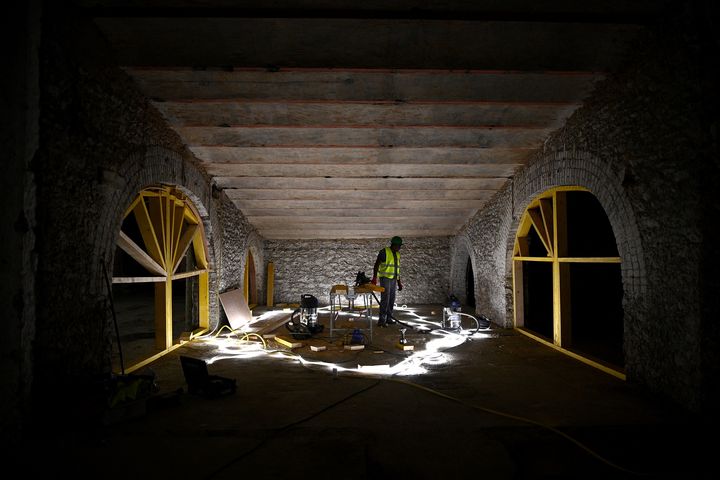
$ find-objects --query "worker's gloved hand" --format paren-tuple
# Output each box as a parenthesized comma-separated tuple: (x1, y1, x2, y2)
(371, 276, 377, 285)
(397, 279, 403, 291)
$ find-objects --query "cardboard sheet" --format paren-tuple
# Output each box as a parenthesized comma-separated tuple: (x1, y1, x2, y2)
(219, 288, 253, 331)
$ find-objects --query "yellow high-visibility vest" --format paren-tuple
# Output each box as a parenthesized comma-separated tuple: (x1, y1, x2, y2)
(378, 247, 400, 279)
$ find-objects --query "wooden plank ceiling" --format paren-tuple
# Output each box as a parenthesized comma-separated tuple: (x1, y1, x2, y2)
(82, 0, 657, 240)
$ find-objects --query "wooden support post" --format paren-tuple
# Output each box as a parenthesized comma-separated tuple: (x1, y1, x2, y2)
(267, 261, 275, 307)
(198, 271, 209, 329)
(243, 257, 249, 303)
(553, 191, 569, 346)
(155, 278, 172, 350)
(513, 260, 524, 327)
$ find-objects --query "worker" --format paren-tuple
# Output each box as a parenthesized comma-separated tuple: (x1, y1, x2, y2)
(371, 236, 404, 327)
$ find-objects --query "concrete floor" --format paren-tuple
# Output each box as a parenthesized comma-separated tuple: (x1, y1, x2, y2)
(14, 305, 713, 479)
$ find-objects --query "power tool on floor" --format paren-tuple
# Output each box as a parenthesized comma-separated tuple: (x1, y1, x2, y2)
(285, 294, 324, 339)
(442, 294, 463, 330)
(442, 294, 492, 332)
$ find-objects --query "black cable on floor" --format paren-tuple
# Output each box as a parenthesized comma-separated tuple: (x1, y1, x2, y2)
(205, 377, 383, 479)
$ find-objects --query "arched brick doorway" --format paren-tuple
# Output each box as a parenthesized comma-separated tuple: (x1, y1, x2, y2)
(513, 187, 623, 375)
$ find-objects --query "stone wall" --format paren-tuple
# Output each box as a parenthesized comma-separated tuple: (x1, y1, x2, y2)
(215, 194, 265, 321)
(215, 195, 247, 293)
(451, 184, 514, 327)
(457, 11, 719, 413)
(1, 0, 40, 446)
(265, 237, 450, 306)
(29, 4, 259, 427)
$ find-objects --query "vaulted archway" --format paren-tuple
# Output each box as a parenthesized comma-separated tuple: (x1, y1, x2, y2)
(111, 185, 210, 373)
(513, 187, 624, 376)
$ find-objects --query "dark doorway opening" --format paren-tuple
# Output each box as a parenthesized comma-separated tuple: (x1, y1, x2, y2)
(465, 258, 476, 308)
(246, 251, 257, 306)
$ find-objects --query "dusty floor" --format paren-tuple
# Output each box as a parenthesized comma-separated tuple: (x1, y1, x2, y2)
(15, 305, 714, 479)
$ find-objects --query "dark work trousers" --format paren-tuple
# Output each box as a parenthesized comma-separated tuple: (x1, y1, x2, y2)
(378, 276, 397, 325)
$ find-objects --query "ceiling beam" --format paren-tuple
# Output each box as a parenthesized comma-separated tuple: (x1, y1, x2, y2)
(156, 101, 580, 127)
(232, 198, 488, 209)
(258, 229, 459, 240)
(128, 69, 602, 103)
(214, 176, 508, 190)
(226, 188, 496, 201)
(246, 215, 466, 226)
(205, 163, 519, 178)
(192, 146, 532, 165)
(178, 126, 551, 148)
(237, 207, 476, 217)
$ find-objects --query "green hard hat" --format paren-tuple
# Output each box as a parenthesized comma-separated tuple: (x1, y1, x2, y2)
(391, 236, 403, 245)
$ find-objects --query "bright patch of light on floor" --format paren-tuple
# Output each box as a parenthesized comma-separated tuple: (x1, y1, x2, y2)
(270, 351, 352, 371)
(232, 310, 295, 334)
(191, 307, 491, 378)
(196, 329, 470, 377)
(357, 364, 391, 373)
(254, 310, 286, 321)
(196, 336, 269, 364)
(425, 330, 467, 350)
(393, 304, 435, 324)
(469, 331, 495, 340)
(389, 362, 428, 376)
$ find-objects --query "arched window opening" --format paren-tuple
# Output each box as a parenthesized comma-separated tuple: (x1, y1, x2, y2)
(513, 187, 624, 375)
(111, 186, 210, 373)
